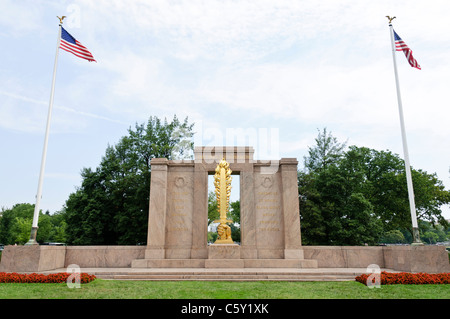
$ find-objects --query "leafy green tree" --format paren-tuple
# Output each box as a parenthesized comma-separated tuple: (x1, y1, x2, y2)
(0, 204, 66, 245)
(299, 130, 450, 245)
(410, 169, 450, 228)
(342, 146, 450, 236)
(422, 231, 439, 244)
(306, 150, 383, 245)
(298, 171, 327, 244)
(47, 210, 68, 243)
(64, 115, 194, 245)
(0, 204, 35, 244)
(230, 223, 241, 243)
(207, 231, 217, 243)
(380, 230, 406, 244)
(11, 217, 31, 245)
(230, 200, 240, 225)
(207, 191, 219, 225)
(418, 221, 448, 243)
(300, 130, 382, 245)
(0, 207, 17, 244)
(303, 128, 347, 172)
(229, 200, 241, 242)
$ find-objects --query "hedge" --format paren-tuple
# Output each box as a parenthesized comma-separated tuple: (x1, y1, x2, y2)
(356, 271, 450, 285)
(0, 272, 96, 284)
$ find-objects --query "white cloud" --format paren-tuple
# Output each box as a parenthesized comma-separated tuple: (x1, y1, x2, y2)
(0, 0, 47, 36)
(0, 89, 126, 133)
(2, 0, 450, 217)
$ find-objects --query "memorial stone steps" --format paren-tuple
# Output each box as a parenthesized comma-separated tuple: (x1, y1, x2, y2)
(89, 269, 362, 281)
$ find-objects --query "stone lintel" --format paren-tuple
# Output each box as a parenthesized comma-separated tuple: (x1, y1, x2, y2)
(194, 146, 254, 164)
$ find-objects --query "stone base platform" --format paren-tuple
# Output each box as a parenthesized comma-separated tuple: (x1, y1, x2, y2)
(1, 245, 448, 274)
(134, 244, 317, 269)
(131, 258, 318, 269)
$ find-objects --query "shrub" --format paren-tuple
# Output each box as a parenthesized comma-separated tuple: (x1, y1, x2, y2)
(0, 272, 96, 284)
(355, 271, 450, 285)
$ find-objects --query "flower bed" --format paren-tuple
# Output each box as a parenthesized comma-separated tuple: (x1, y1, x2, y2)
(356, 271, 450, 285)
(0, 272, 96, 284)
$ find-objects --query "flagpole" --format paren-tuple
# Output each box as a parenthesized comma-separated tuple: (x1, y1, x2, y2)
(387, 17, 422, 245)
(26, 19, 63, 245)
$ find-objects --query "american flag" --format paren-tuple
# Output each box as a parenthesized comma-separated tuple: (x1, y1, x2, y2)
(393, 30, 420, 70)
(59, 27, 96, 62)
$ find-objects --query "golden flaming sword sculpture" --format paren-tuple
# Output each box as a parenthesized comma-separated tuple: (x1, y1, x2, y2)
(213, 158, 234, 244)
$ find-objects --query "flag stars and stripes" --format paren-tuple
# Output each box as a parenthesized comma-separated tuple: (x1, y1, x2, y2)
(393, 30, 420, 70)
(59, 27, 96, 62)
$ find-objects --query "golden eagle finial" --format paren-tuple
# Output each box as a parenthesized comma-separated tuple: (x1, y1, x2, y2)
(386, 16, 396, 24)
(57, 16, 66, 25)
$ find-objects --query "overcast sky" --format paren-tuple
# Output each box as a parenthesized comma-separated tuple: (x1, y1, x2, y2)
(1, 0, 449, 219)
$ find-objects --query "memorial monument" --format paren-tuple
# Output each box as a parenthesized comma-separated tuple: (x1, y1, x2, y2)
(1, 146, 448, 275)
(132, 146, 317, 268)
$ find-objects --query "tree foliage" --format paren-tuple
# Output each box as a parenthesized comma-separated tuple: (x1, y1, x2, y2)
(304, 128, 347, 172)
(299, 128, 450, 245)
(0, 203, 66, 245)
(63, 115, 194, 245)
(380, 230, 406, 244)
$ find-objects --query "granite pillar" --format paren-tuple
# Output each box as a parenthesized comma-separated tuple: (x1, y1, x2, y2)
(145, 158, 168, 259)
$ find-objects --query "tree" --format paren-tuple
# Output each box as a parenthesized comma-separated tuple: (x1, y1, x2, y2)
(207, 191, 219, 226)
(0, 203, 36, 244)
(0, 203, 66, 245)
(230, 200, 240, 225)
(64, 115, 194, 245)
(418, 221, 448, 244)
(299, 130, 450, 245)
(11, 217, 31, 245)
(303, 128, 347, 172)
(343, 146, 450, 236)
(300, 131, 382, 245)
(410, 169, 450, 228)
(380, 230, 406, 244)
(304, 151, 383, 245)
(298, 171, 327, 245)
(422, 231, 439, 244)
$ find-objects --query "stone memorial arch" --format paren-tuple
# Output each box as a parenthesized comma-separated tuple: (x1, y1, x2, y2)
(132, 146, 317, 268)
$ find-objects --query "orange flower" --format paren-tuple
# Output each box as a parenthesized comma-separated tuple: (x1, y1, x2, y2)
(0, 272, 96, 284)
(356, 272, 450, 285)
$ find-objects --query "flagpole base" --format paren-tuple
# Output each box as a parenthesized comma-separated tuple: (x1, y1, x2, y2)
(25, 227, 39, 246)
(411, 227, 423, 246)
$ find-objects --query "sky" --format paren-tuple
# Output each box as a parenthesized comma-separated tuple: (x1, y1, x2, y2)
(1, 0, 449, 220)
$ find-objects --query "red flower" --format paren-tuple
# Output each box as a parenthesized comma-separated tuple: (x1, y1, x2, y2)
(0, 272, 96, 284)
(356, 271, 450, 285)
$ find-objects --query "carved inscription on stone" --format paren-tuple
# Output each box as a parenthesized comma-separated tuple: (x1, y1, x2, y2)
(255, 173, 283, 248)
(166, 173, 193, 246)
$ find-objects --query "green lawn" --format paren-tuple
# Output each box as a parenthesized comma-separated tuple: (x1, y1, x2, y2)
(0, 279, 448, 299)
